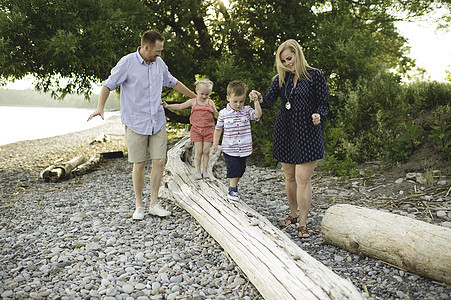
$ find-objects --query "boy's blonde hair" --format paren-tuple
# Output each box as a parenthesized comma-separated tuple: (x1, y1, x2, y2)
(275, 39, 316, 88)
(195, 78, 213, 90)
(227, 80, 248, 97)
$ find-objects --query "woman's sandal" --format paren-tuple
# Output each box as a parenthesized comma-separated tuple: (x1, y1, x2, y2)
(298, 225, 310, 238)
(281, 215, 297, 227)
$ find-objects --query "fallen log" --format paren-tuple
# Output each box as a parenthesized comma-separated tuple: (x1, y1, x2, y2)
(40, 156, 86, 182)
(41, 151, 124, 180)
(72, 154, 102, 177)
(321, 204, 451, 285)
(162, 136, 363, 300)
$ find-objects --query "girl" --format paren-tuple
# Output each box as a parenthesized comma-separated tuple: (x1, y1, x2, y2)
(163, 78, 218, 179)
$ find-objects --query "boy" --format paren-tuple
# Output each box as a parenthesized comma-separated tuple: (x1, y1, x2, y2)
(211, 80, 262, 200)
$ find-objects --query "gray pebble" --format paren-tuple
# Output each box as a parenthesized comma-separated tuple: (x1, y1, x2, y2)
(122, 284, 134, 293)
(437, 211, 447, 218)
(1, 155, 449, 300)
(442, 221, 451, 228)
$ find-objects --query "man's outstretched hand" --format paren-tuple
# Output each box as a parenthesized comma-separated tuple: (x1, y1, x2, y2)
(87, 108, 104, 121)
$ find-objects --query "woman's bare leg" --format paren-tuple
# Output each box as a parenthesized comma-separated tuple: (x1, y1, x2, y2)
(281, 163, 298, 220)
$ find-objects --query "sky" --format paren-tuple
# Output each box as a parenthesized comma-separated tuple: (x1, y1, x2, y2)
(396, 17, 451, 82)
(3, 14, 451, 91)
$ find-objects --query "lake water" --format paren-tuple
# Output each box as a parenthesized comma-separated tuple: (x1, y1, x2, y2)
(0, 106, 118, 146)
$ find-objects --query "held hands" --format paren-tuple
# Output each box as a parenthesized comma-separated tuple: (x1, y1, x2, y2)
(248, 90, 320, 125)
(249, 90, 262, 103)
(161, 101, 168, 108)
(312, 113, 321, 126)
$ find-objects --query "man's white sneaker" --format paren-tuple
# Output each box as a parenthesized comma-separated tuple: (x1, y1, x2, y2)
(132, 207, 145, 220)
(149, 203, 171, 217)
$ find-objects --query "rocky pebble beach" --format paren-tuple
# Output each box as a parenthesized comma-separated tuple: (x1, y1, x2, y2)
(1, 115, 450, 299)
(234, 164, 450, 300)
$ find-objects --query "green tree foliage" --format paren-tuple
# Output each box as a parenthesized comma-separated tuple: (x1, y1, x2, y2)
(428, 105, 451, 159)
(3, 0, 447, 98)
(0, 0, 154, 98)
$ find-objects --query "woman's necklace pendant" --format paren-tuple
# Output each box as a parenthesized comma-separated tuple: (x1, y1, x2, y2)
(284, 73, 295, 110)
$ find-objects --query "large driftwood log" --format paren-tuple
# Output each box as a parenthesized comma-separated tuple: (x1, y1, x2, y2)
(321, 204, 451, 285)
(162, 136, 363, 300)
(40, 156, 86, 182)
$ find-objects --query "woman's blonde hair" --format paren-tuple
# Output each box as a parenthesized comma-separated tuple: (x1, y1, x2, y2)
(275, 39, 315, 88)
(195, 78, 213, 90)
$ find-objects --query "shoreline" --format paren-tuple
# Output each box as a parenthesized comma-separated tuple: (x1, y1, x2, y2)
(0, 107, 120, 147)
(0, 115, 126, 204)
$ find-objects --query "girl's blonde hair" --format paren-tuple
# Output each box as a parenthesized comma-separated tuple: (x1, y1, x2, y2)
(195, 78, 213, 90)
(275, 39, 315, 88)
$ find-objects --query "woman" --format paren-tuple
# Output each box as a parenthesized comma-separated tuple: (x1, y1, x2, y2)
(250, 39, 329, 238)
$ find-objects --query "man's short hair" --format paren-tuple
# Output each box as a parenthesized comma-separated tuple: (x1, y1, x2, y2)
(141, 30, 165, 46)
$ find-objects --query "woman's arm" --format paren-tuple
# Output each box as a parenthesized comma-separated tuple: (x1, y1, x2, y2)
(313, 70, 329, 117)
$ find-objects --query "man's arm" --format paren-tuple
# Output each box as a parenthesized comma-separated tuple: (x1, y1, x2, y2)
(87, 86, 111, 121)
(172, 81, 197, 99)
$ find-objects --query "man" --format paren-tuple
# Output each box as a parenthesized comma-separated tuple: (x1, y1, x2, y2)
(88, 30, 196, 220)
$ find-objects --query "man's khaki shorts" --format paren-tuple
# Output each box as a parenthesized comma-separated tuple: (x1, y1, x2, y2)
(125, 126, 167, 162)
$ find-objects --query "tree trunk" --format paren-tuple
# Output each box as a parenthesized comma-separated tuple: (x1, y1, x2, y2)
(321, 204, 451, 285)
(162, 136, 363, 300)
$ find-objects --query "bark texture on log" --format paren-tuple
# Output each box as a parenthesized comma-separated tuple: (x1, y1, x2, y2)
(162, 136, 363, 300)
(72, 154, 102, 176)
(321, 204, 451, 285)
(40, 156, 86, 182)
(41, 151, 123, 181)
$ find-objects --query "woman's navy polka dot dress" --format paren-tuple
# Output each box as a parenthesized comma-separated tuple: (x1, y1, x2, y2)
(261, 69, 329, 164)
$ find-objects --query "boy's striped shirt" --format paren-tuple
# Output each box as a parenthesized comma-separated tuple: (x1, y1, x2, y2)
(215, 104, 259, 157)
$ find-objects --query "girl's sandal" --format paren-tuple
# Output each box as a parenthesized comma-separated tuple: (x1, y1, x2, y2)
(298, 225, 310, 238)
(281, 215, 297, 227)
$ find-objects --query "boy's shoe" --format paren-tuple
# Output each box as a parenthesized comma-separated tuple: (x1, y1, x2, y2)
(149, 203, 171, 217)
(132, 207, 145, 220)
(195, 173, 202, 180)
(202, 172, 210, 179)
(227, 190, 240, 201)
